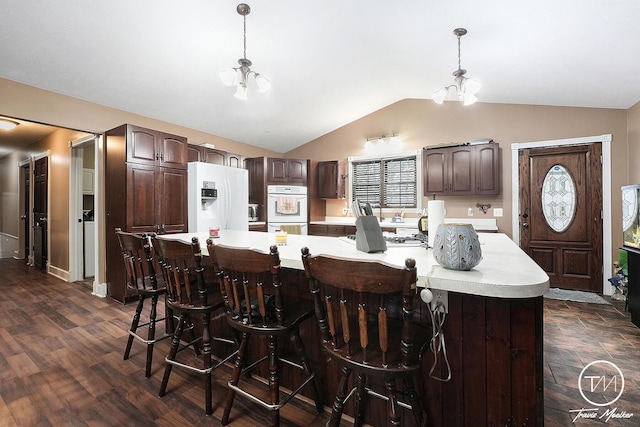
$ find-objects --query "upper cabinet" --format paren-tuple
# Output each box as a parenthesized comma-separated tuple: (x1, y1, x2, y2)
(474, 143, 500, 195)
(187, 144, 244, 168)
(316, 160, 345, 199)
(423, 143, 500, 196)
(267, 158, 308, 185)
(127, 125, 188, 169)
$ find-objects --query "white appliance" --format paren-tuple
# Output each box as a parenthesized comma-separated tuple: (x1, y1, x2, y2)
(188, 162, 249, 233)
(267, 185, 308, 235)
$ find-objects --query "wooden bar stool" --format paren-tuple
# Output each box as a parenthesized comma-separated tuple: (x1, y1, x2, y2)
(152, 236, 237, 416)
(302, 247, 430, 427)
(116, 228, 169, 378)
(207, 240, 323, 427)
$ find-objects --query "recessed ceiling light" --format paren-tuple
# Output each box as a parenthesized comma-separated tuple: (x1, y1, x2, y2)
(0, 119, 19, 130)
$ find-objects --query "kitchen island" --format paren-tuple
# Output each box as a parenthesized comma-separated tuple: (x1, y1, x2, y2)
(162, 230, 549, 426)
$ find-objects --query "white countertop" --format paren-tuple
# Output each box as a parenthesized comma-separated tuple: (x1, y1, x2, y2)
(160, 230, 548, 299)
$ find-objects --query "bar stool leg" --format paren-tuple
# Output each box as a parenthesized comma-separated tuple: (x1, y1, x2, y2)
(291, 329, 323, 413)
(202, 311, 213, 416)
(354, 373, 367, 427)
(222, 332, 249, 426)
(403, 377, 426, 427)
(385, 379, 401, 426)
(329, 365, 352, 427)
(267, 335, 280, 427)
(144, 294, 159, 378)
(159, 312, 186, 397)
(124, 295, 145, 361)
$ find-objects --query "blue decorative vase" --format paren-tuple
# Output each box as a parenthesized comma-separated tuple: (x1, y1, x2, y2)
(433, 223, 482, 270)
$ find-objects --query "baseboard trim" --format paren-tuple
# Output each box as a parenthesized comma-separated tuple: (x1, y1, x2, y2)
(92, 282, 107, 298)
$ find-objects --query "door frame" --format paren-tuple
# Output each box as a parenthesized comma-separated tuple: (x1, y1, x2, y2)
(69, 134, 102, 294)
(511, 134, 612, 294)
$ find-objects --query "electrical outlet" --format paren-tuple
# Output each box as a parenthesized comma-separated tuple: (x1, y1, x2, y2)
(467, 207, 473, 216)
(494, 208, 503, 217)
(430, 289, 448, 313)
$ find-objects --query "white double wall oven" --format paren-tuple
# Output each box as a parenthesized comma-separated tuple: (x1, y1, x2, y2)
(266, 185, 308, 234)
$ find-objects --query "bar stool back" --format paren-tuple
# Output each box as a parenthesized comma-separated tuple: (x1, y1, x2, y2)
(302, 247, 429, 427)
(116, 228, 169, 378)
(207, 240, 323, 427)
(152, 236, 236, 415)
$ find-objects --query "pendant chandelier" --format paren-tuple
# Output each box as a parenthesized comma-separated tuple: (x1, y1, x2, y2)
(219, 3, 271, 100)
(432, 28, 481, 106)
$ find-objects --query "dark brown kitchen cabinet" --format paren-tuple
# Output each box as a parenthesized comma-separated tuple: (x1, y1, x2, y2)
(125, 164, 188, 235)
(188, 143, 243, 168)
(105, 124, 189, 303)
(245, 157, 266, 222)
(475, 143, 500, 195)
(267, 158, 308, 185)
(317, 160, 345, 199)
(423, 143, 500, 196)
(126, 124, 188, 169)
(187, 144, 202, 162)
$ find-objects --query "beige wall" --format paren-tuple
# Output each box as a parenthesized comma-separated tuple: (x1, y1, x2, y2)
(628, 102, 640, 184)
(0, 75, 636, 282)
(0, 77, 278, 276)
(289, 99, 629, 261)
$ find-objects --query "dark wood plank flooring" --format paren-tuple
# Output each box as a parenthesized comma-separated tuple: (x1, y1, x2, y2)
(1, 257, 639, 426)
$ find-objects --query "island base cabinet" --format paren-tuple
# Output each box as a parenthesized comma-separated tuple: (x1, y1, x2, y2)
(205, 267, 543, 426)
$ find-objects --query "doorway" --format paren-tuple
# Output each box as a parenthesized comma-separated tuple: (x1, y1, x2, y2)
(511, 135, 612, 294)
(519, 143, 603, 291)
(69, 135, 98, 285)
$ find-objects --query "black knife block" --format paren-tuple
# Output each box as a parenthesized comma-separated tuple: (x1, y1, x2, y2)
(355, 216, 387, 253)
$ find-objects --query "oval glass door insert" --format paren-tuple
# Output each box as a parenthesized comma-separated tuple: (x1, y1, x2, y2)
(541, 164, 576, 232)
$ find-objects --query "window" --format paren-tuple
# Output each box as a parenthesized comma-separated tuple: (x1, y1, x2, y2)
(349, 152, 420, 209)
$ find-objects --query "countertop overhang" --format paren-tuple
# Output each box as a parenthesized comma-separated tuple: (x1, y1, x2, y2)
(160, 230, 549, 299)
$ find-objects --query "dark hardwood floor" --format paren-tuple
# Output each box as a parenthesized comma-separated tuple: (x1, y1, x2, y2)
(1, 257, 639, 426)
(544, 298, 640, 426)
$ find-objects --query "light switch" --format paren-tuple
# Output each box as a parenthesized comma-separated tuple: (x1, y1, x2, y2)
(468, 207, 473, 216)
(494, 208, 503, 217)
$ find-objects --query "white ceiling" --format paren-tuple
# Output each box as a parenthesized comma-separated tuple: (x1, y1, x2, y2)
(1, 1, 640, 153)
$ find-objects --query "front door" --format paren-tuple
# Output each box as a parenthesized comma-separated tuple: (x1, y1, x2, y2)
(519, 143, 603, 291)
(33, 157, 48, 270)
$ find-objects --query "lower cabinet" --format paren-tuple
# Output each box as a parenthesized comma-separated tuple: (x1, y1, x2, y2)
(310, 223, 397, 236)
(624, 247, 640, 327)
(249, 223, 267, 232)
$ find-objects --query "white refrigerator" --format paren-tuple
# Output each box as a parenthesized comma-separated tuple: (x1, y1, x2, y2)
(188, 162, 249, 232)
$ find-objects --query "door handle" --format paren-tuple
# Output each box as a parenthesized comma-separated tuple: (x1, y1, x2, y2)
(20, 214, 27, 220)
(522, 223, 529, 228)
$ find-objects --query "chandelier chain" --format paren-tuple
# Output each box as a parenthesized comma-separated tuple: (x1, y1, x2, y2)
(457, 34, 462, 71)
(243, 13, 247, 60)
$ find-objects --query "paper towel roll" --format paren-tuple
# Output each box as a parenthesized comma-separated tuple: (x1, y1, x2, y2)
(428, 200, 445, 247)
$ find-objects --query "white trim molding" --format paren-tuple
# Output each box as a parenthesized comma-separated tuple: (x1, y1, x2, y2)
(511, 134, 612, 294)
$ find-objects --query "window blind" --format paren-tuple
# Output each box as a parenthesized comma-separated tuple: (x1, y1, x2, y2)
(351, 155, 417, 208)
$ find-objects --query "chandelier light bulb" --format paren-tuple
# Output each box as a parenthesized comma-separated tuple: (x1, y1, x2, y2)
(219, 68, 238, 87)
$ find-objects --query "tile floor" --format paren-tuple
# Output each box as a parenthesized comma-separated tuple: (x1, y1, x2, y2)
(543, 297, 640, 426)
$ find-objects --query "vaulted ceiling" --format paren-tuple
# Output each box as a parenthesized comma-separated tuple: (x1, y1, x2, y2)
(1, 1, 639, 153)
